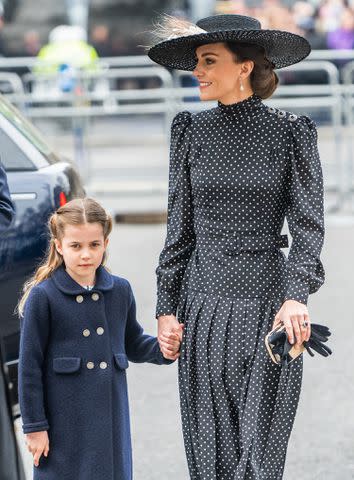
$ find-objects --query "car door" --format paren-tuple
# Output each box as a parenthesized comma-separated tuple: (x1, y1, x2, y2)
(0, 112, 57, 421)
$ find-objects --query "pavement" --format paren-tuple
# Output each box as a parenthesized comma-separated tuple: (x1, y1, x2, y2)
(15, 220, 354, 480)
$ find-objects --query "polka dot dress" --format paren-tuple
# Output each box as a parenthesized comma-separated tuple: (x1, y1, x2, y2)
(155, 93, 325, 479)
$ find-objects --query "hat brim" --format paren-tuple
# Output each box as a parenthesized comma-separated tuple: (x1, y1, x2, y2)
(148, 29, 311, 70)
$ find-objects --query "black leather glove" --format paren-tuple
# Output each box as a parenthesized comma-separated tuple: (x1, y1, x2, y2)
(303, 323, 332, 358)
(266, 323, 332, 366)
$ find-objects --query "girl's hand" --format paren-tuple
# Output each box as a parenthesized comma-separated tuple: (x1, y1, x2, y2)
(25, 430, 49, 467)
(157, 315, 183, 360)
(159, 324, 184, 360)
(273, 299, 311, 346)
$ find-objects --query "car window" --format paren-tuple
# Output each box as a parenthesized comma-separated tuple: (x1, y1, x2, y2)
(0, 95, 52, 158)
(0, 128, 36, 171)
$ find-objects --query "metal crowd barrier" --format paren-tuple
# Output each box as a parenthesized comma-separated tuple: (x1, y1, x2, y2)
(0, 53, 353, 212)
(341, 61, 354, 211)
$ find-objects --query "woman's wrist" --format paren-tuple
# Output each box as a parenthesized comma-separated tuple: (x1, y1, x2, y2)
(157, 314, 176, 321)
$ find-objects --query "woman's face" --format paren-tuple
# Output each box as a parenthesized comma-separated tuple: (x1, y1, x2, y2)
(192, 42, 254, 104)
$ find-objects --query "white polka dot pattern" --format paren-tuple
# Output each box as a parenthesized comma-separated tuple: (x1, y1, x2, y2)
(155, 93, 325, 479)
(156, 93, 324, 316)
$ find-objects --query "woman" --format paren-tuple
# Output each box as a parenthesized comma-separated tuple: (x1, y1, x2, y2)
(149, 14, 325, 480)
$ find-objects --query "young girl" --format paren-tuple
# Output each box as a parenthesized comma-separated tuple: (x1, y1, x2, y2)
(17, 197, 181, 480)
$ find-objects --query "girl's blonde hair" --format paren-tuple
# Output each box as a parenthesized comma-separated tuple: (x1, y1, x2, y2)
(17, 197, 113, 317)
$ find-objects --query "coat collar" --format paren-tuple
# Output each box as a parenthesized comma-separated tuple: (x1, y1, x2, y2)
(52, 264, 114, 295)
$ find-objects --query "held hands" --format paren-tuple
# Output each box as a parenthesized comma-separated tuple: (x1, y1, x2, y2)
(25, 430, 49, 467)
(157, 314, 184, 361)
(273, 299, 311, 346)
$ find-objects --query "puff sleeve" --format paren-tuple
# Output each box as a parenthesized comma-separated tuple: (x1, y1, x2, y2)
(283, 115, 325, 305)
(155, 111, 196, 318)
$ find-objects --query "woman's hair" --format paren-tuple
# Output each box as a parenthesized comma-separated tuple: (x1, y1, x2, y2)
(225, 41, 279, 99)
(17, 197, 113, 317)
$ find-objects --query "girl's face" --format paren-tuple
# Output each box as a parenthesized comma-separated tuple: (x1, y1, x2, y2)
(192, 42, 254, 104)
(55, 222, 109, 285)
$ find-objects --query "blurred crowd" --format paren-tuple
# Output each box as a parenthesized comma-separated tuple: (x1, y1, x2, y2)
(215, 0, 354, 50)
(0, 0, 350, 94)
(0, 0, 353, 59)
(0, 23, 142, 58)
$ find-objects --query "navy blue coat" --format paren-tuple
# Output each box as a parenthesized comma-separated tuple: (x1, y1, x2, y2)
(19, 265, 172, 480)
(0, 162, 15, 232)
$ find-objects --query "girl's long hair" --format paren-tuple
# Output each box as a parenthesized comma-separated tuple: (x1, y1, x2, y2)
(17, 197, 113, 317)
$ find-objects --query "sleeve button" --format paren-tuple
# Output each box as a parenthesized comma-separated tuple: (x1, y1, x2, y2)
(86, 362, 95, 369)
(96, 327, 104, 335)
(83, 329, 91, 337)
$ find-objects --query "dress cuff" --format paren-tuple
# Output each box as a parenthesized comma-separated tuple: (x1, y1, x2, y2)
(22, 419, 49, 434)
(283, 280, 309, 305)
(155, 289, 178, 319)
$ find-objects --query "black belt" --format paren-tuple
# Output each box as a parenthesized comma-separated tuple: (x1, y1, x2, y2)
(196, 231, 289, 254)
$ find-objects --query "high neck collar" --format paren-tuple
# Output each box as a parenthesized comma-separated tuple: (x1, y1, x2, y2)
(217, 93, 262, 117)
(52, 264, 114, 295)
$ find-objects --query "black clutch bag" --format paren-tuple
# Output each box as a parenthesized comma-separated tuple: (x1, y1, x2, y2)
(265, 323, 332, 366)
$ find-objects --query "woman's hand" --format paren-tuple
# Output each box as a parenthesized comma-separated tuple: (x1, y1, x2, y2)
(273, 299, 311, 346)
(157, 314, 184, 360)
(25, 430, 49, 467)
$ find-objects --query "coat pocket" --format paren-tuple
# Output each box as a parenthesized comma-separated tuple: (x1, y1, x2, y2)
(53, 357, 81, 374)
(114, 353, 129, 370)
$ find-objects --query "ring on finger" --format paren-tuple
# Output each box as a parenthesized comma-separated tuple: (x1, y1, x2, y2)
(302, 320, 308, 328)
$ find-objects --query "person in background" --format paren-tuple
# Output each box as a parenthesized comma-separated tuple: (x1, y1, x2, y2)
(90, 24, 113, 57)
(317, 0, 346, 33)
(293, 1, 327, 49)
(0, 2, 6, 56)
(22, 30, 42, 57)
(326, 7, 354, 49)
(35, 25, 99, 75)
(0, 161, 25, 480)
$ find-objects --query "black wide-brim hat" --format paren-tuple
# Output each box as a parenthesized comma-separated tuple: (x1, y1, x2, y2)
(148, 14, 311, 70)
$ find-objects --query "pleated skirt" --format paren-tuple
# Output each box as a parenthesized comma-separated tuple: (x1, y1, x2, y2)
(178, 290, 303, 480)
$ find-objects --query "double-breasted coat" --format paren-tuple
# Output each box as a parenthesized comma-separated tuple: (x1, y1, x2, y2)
(19, 264, 172, 480)
(156, 93, 325, 479)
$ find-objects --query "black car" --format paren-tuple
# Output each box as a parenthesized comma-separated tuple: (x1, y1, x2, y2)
(0, 95, 84, 417)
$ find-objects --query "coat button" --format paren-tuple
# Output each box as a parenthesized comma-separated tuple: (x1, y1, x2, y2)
(267, 106, 276, 114)
(288, 113, 298, 122)
(277, 110, 286, 118)
(76, 295, 84, 303)
(100, 362, 108, 369)
(91, 293, 99, 301)
(83, 329, 91, 337)
(86, 361, 95, 369)
(96, 327, 104, 335)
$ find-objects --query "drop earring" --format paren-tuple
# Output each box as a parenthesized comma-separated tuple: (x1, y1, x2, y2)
(239, 77, 244, 92)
